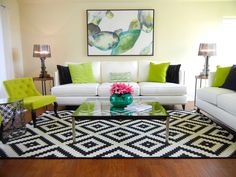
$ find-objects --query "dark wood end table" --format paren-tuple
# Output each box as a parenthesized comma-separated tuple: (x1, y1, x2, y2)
(33, 77, 54, 95)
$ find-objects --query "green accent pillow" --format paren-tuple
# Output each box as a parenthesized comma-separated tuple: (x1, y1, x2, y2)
(110, 72, 131, 82)
(147, 62, 170, 83)
(68, 63, 96, 83)
(212, 66, 231, 87)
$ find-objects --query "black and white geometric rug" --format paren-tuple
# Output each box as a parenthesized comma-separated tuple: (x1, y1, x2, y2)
(0, 110, 236, 158)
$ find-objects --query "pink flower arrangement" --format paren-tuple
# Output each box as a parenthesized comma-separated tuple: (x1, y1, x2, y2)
(110, 83, 134, 95)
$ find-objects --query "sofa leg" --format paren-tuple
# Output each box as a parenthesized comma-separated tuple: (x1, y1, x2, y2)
(54, 102, 59, 117)
(182, 104, 185, 110)
(196, 108, 200, 113)
(32, 110, 37, 128)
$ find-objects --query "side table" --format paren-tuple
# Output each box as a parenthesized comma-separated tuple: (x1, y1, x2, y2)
(0, 98, 26, 143)
(33, 77, 54, 95)
(194, 75, 208, 106)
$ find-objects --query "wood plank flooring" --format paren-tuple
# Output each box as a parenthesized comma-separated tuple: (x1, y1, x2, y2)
(1, 102, 236, 177)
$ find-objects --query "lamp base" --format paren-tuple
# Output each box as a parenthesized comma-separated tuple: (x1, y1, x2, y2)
(39, 57, 50, 78)
(200, 56, 210, 77)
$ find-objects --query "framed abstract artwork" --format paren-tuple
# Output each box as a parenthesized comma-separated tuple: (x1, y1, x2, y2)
(87, 9, 154, 56)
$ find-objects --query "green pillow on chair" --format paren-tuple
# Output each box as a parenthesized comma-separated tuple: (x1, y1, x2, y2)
(68, 63, 96, 83)
(147, 62, 170, 83)
(212, 66, 231, 87)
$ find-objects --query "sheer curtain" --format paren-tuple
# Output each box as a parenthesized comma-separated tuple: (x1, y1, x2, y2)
(220, 18, 236, 65)
(0, 5, 14, 98)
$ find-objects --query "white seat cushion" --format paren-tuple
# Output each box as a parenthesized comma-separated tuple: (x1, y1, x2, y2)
(98, 82, 140, 96)
(139, 82, 186, 96)
(52, 83, 99, 97)
(197, 87, 235, 105)
(217, 93, 236, 117)
(138, 60, 158, 82)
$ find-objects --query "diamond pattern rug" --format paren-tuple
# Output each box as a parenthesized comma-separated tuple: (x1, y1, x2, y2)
(0, 110, 236, 158)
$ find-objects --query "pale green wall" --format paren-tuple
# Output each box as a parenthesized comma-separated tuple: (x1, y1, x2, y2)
(18, 0, 236, 100)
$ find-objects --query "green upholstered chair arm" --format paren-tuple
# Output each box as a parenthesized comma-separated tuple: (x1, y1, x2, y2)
(3, 77, 41, 99)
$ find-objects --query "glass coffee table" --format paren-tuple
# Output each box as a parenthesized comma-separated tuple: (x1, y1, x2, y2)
(72, 97, 170, 144)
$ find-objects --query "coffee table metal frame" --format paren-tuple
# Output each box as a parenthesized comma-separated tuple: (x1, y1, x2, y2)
(71, 98, 170, 144)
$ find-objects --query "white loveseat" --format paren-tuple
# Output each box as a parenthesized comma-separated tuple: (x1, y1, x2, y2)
(196, 72, 236, 132)
(52, 61, 187, 108)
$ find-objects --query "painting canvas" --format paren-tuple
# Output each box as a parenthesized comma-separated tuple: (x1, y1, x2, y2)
(87, 9, 154, 56)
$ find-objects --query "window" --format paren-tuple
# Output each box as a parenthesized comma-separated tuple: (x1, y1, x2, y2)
(0, 6, 14, 98)
(0, 7, 7, 97)
(219, 18, 236, 65)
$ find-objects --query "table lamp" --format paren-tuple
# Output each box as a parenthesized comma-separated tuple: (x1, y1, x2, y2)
(198, 43, 216, 77)
(33, 44, 51, 78)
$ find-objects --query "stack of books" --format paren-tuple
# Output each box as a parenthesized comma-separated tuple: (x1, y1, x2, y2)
(125, 103, 152, 112)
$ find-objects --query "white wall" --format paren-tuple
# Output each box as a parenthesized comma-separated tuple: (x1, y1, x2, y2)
(18, 0, 236, 100)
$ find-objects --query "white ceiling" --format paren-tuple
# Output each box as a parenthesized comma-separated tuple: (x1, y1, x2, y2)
(18, 0, 236, 4)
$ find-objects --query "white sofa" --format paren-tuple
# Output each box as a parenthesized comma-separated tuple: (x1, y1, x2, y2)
(52, 61, 187, 108)
(196, 72, 236, 132)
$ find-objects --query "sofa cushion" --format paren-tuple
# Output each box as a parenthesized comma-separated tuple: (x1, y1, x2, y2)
(109, 72, 132, 82)
(217, 93, 236, 117)
(98, 82, 140, 96)
(57, 65, 72, 85)
(68, 63, 96, 83)
(52, 83, 99, 97)
(138, 60, 180, 83)
(221, 65, 236, 91)
(101, 61, 138, 82)
(166, 64, 181, 84)
(138, 60, 158, 82)
(197, 87, 235, 105)
(66, 62, 101, 82)
(211, 66, 231, 87)
(139, 82, 186, 96)
(147, 62, 170, 83)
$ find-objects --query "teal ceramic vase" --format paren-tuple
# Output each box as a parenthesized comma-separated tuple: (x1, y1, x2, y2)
(110, 93, 133, 108)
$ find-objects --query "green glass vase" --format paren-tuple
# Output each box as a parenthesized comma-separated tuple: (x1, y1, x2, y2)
(110, 93, 133, 108)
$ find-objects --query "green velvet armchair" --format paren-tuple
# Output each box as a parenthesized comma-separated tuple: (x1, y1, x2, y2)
(3, 77, 59, 127)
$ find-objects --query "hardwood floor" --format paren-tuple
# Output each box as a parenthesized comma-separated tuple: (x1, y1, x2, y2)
(1, 159, 236, 177)
(1, 102, 236, 177)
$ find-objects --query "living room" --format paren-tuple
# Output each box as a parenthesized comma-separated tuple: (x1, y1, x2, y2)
(0, 0, 236, 176)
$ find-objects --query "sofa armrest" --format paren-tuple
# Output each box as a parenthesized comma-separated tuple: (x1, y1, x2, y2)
(179, 70, 185, 85)
(54, 71, 60, 86)
(208, 72, 215, 86)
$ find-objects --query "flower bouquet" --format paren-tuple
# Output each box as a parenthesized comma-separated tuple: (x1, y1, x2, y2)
(110, 83, 134, 108)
